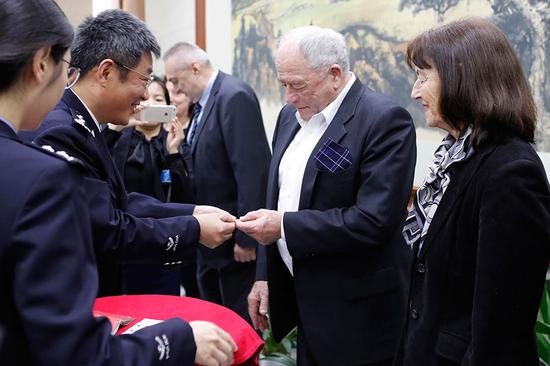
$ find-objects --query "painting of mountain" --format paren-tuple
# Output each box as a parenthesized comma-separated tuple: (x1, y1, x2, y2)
(232, 0, 550, 151)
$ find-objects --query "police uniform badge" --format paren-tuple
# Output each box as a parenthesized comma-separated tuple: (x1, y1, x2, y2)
(25, 142, 86, 171)
(70, 109, 95, 137)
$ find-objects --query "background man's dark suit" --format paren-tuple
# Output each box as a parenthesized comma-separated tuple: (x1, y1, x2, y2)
(394, 137, 550, 366)
(188, 71, 271, 322)
(0, 122, 196, 365)
(258, 79, 416, 365)
(29, 90, 200, 296)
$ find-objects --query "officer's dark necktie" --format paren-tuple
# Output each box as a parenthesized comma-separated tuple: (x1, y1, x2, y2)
(187, 103, 202, 145)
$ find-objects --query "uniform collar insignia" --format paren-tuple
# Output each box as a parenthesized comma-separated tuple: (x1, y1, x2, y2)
(74, 114, 95, 137)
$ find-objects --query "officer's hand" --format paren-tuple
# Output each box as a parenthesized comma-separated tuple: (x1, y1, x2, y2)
(190, 321, 237, 366)
(193, 205, 227, 215)
(195, 213, 236, 248)
(247, 281, 269, 331)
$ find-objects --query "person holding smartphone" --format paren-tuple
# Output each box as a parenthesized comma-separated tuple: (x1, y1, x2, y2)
(167, 88, 195, 135)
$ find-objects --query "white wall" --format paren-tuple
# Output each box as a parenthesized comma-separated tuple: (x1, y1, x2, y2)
(145, 0, 232, 74)
(92, 0, 119, 15)
(56, 0, 92, 27)
(145, 0, 196, 76)
(56, 0, 231, 77)
(205, 0, 232, 73)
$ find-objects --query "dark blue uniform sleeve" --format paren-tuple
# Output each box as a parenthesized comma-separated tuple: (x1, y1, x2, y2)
(127, 191, 195, 218)
(13, 163, 196, 365)
(33, 121, 200, 265)
(84, 177, 199, 263)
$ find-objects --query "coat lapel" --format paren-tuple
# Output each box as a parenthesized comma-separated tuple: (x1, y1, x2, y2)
(418, 143, 497, 258)
(297, 79, 362, 209)
(190, 71, 224, 155)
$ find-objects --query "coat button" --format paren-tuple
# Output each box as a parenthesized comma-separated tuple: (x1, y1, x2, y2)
(416, 263, 426, 273)
(410, 308, 419, 320)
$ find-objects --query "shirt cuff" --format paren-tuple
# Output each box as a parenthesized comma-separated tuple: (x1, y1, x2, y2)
(280, 211, 286, 242)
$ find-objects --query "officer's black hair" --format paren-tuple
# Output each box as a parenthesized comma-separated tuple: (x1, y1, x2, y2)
(71, 9, 160, 81)
(0, 0, 73, 92)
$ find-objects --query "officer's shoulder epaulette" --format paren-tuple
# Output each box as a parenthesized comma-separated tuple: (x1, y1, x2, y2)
(24, 141, 87, 171)
(69, 108, 96, 138)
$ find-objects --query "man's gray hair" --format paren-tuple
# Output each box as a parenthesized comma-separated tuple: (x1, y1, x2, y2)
(163, 42, 211, 69)
(278, 26, 349, 73)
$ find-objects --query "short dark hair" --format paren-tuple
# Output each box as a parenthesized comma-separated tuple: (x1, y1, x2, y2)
(407, 18, 536, 144)
(0, 0, 73, 92)
(71, 9, 160, 80)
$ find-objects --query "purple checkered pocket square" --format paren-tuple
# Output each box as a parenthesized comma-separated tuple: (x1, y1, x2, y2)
(314, 138, 352, 173)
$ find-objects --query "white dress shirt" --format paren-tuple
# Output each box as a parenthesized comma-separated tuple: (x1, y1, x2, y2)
(277, 73, 356, 275)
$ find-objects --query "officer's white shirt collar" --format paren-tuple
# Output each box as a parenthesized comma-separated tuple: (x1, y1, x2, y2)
(69, 88, 101, 132)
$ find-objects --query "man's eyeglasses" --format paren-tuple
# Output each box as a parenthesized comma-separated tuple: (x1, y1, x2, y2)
(62, 59, 80, 89)
(114, 61, 154, 87)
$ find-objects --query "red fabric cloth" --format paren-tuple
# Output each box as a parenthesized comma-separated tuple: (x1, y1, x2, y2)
(94, 295, 263, 365)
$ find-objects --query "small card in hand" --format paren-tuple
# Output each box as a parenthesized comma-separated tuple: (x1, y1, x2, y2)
(93, 310, 134, 335)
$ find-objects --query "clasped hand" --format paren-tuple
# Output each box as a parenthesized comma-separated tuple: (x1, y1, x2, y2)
(193, 205, 236, 249)
(235, 209, 281, 245)
(193, 207, 281, 249)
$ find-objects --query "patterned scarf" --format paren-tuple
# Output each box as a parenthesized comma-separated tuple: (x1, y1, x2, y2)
(402, 126, 474, 254)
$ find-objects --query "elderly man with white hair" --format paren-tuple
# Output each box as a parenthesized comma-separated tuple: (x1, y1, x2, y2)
(237, 26, 416, 365)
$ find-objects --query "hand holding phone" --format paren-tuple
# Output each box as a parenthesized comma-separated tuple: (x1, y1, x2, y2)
(139, 105, 176, 123)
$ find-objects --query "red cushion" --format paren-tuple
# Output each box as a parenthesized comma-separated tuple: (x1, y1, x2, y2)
(94, 295, 263, 365)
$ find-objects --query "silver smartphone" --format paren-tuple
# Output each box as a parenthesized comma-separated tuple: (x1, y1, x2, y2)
(139, 105, 176, 123)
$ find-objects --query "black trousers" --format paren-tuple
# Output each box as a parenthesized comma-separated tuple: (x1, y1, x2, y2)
(297, 324, 394, 366)
(197, 259, 256, 325)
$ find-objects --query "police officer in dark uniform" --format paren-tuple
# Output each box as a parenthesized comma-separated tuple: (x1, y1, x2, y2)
(0, 1, 235, 365)
(20, 9, 236, 297)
